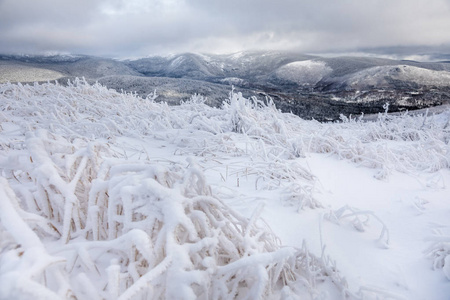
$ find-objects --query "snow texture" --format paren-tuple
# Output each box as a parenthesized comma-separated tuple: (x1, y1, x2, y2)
(0, 79, 449, 299)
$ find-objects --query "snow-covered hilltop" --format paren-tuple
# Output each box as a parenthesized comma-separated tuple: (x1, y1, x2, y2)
(320, 64, 450, 90)
(1, 80, 449, 299)
(274, 60, 333, 86)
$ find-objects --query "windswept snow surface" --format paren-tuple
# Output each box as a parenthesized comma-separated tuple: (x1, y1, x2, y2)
(0, 80, 450, 299)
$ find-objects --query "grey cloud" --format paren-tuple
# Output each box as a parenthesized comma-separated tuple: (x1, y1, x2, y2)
(0, 0, 101, 28)
(0, 0, 450, 57)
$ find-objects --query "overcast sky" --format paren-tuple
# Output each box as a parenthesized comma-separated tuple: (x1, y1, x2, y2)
(1, 0, 450, 58)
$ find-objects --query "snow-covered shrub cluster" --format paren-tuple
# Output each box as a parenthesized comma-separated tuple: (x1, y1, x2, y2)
(221, 89, 320, 209)
(0, 80, 349, 299)
(1, 79, 320, 209)
(0, 130, 347, 299)
(1, 79, 449, 299)
(301, 109, 450, 178)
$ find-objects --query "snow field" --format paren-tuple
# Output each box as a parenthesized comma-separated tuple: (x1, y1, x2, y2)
(0, 79, 449, 299)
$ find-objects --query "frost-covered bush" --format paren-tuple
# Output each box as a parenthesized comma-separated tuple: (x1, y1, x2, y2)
(221, 87, 450, 179)
(1, 79, 450, 298)
(0, 130, 348, 299)
(301, 110, 450, 177)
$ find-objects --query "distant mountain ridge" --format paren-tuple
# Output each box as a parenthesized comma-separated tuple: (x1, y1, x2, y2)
(1, 51, 450, 120)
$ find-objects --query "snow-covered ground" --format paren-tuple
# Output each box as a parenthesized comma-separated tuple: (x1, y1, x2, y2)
(0, 80, 449, 299)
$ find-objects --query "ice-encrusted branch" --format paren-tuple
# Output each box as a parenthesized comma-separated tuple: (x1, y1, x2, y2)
(0, 128, 350, 299)
(325, 205, 390, 249)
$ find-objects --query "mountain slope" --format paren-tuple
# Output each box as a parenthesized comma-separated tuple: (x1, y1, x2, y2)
(0, 61, 64, 83)
(0, 54, 141, 80)
(316, 64, 450, 91)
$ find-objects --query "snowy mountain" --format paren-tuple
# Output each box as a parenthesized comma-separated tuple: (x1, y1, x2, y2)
(124, 51, 315, 81)
(1, 51, 450, 120)
(123, 52, 450, 90)
(1, 80, 449, 299)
